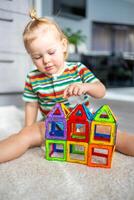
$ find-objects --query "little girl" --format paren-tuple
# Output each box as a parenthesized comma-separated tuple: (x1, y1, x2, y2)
(0, 10, 134, 163)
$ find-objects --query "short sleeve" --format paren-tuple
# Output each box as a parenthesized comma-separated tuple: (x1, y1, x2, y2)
(22, 74, 38, 102)
(77, 62, 99, 83)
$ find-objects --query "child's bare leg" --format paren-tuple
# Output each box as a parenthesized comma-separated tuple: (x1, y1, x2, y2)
(116, 130, 134, 156)
(0, 121, 45, 163)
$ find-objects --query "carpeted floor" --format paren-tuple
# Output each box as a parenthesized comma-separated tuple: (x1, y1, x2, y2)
(0, 106, 134, 200)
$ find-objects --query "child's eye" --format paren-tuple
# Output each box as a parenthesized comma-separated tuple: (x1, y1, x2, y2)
(49, 50, 56, 55)
(33, 56, 42, 60)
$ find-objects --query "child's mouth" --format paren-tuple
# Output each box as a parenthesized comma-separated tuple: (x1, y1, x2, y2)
(45, 66, 54, 71)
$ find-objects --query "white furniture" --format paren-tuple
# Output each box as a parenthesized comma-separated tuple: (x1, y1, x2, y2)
(0, 0, 33, 93)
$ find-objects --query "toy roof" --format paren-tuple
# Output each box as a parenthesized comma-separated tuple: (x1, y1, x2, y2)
(46, 103, 70, 119)
(82, 104, 94, 120)
(93, 104, 117, 123)
(68, 104, 93, 121)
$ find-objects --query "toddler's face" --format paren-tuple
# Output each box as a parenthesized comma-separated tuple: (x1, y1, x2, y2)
(28, 30, 67, 75)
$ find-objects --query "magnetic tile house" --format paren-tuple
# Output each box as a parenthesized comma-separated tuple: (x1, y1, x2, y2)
(88, 105, 117, 168)
(45, 103, 117, 168)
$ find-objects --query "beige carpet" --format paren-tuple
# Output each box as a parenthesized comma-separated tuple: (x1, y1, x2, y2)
(0, 106, 134, 200)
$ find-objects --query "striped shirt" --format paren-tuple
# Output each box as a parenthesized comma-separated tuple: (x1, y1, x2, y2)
(23, 62, 98, 117)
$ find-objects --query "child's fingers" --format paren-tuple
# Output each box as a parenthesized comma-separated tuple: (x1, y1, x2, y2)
(64, 87, 71, 98)
(77, 89, 83, 96)
(64, 85, 74, 98)
(78, 88, 86, 96)
(68, 85, 76, 95)
(63, 88, 68, 98)
(73, 87, 80, 95)
(63, 84, 83, 98)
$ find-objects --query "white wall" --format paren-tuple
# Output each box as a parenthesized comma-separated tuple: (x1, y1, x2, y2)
(89, 0, 134, 24)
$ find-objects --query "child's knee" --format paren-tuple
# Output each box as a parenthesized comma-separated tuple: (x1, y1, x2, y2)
(19, 123, 45, 147)
(116, 130, 126, 148)
(115, 131, 134, 156)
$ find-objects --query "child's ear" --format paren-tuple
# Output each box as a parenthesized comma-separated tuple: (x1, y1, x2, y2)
(62, 38, 68, 52)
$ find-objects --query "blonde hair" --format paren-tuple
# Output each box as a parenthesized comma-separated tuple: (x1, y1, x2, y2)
(23, 9, 68, 59)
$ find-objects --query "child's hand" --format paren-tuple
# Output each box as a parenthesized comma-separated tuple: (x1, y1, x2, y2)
(63, 83, 88, 98)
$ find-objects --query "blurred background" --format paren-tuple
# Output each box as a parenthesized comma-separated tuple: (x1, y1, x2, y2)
(0, 0, 134, 132)
(1, 0, 134, 93)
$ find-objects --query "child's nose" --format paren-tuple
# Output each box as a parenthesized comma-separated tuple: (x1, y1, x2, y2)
(43, 55, 50, 64)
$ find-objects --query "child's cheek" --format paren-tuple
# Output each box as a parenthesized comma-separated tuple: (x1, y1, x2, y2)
(37, 60, 42, 66)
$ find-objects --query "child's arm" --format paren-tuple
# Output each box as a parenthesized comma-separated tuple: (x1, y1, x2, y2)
(64, 81, 106, 99)
(24, 102, 39, 127)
